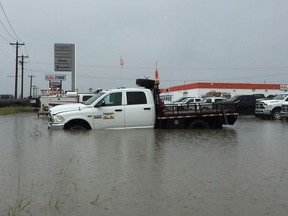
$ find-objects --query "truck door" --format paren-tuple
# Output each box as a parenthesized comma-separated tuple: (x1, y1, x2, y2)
(124, 91, 155, 128)
(237, 96, 255, 115)
(92, 92, 125, 129)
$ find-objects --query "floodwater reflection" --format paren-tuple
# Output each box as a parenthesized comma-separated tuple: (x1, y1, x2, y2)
(0, 114, 288, 216)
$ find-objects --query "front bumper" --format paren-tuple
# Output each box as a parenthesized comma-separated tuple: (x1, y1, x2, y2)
(48, 122, 65, 130)
(280, 112, 288, 118)
(48, 112, 65, 129)
(255, 109, 271, 116)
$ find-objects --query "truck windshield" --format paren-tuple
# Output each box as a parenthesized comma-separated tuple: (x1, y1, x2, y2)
(274, 94, 288, 100)
(228, 96, 241, 101)
(84, 92, 106, 105)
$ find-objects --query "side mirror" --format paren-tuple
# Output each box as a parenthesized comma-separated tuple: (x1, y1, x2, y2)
(95, 100, 105, 107)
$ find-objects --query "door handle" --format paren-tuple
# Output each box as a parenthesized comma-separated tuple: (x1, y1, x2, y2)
(115, 109, 122, 112)
(144, 108, 151, 110)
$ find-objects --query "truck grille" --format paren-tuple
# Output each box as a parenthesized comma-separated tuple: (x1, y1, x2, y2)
(281, 104, 288, 112)
(255, 102, 265, 110)
(48, 112, 53, 123)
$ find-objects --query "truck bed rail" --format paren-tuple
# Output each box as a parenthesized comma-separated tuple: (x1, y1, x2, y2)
(160, 103, 236, 116)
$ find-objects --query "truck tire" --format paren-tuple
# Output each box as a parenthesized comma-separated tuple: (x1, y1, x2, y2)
(64, 120, 91, 131)
(189, 120, 210, 129)
(136, 79, 155, 89)
(271, 108, 281, 120)
(68, 125, 87, 131)
(43, 106, 49, 112)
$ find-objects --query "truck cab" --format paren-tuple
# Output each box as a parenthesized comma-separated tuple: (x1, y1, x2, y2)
(48, 88, 156, 130)
(219, 95, 256, 115)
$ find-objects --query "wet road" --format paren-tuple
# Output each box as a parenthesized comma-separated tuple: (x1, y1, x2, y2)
(0, 113, 288, 216)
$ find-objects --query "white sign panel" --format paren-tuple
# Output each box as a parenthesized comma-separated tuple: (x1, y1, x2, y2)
(280, 84, 288, 90)
(45, 74, 67, 81)
(55, 57, 72, 64)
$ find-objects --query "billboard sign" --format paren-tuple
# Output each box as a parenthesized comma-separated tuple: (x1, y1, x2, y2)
(54, 43, 75, 71)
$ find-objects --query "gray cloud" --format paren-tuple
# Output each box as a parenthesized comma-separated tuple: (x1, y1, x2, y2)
(1, 0, 288, 96)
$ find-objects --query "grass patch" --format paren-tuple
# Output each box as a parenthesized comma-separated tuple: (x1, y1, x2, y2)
(2, 156, 100, 215)
(5, 199, 31, 216)
(0, 106, 36, 115)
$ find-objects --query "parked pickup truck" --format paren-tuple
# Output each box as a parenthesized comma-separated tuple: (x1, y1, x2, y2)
(255, 94, 288, 120)
(0, 94, 30, 108)
(280, 100, 288, 120)
(38, 92, 96, 116)
(217, 95, 256, 115)
(48, 78, 238, 130)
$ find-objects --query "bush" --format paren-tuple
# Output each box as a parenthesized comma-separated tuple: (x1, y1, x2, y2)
(0, 107, 35, 115)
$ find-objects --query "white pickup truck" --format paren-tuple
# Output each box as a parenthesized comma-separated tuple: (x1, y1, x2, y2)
(48, 79, 238, 130)
(48, 87, 156, 130)
(255, 94, 288, 120)
(280, 100, 288, 120)
(38, 92, 96, 116)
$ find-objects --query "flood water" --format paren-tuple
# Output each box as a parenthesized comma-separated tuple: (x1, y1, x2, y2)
(1, 113, 288, 216)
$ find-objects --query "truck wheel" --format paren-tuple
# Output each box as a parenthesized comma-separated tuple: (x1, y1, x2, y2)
(189, 120, 210, 129)
(261, 115, 270, 120)
(271, 108, 281, 120)
(68, 125, 87, 131)
(43, 106, 49, 111)
(64, 120, 91, 131)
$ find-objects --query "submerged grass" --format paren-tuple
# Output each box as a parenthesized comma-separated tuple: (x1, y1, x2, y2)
(2, 156, 100, 215)
(0, 107, 36, 115)
(5, 199, 31, 216)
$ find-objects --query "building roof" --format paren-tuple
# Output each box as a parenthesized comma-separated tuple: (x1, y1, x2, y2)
(164, 82, 283, 92)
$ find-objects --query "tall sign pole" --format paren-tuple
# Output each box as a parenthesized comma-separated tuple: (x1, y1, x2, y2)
(71, 44, 76, 91)
(54, 43, 76, 91)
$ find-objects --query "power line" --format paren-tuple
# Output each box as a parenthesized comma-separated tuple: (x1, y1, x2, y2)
(25, 61, 288, 85)
(22, 46, 32, 75)
(0, 13, 32, 83)
(0, 47, 13, 59)
(28, 61, 288, 71)
(0, 18, 16, 41)
(0, 33, 10, 42)
(0, 2, 22, 42)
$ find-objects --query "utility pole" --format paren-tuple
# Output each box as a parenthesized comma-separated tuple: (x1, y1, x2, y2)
(19, 55, 29, 98)
(10, 41, 25, 98)
(32, 85, 38, 97)
(28, 75, 35, 98)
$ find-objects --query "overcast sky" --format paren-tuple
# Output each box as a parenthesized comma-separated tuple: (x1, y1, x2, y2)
(1, 0, 288, 96)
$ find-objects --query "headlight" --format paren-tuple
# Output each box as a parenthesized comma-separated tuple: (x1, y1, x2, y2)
(53, 115, 65, 123)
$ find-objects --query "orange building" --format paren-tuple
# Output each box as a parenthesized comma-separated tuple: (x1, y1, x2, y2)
(161, 82, 288, 101)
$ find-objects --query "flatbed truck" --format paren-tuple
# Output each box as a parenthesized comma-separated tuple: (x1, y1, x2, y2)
(48, 78, 238, 130)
